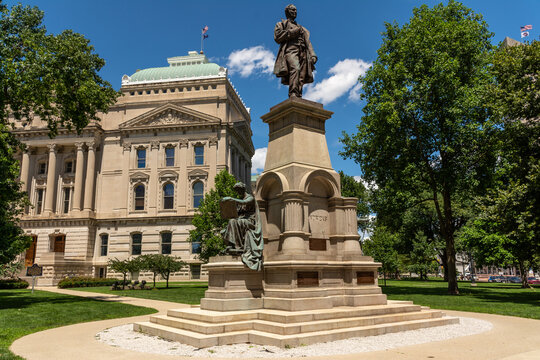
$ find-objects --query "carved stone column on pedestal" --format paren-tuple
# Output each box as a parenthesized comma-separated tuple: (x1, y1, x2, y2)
(72, 142, 85, 212)
(281, 191, 306, 254)
(83, 141, 96, 212)
(342, 198, 362, 256)
(43, 144, 57, 214)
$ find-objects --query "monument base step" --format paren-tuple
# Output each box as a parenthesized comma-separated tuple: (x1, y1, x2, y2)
(134, 302, 459, 348)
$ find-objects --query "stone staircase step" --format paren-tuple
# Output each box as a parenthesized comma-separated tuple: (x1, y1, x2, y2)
(134, 316, 459, 348)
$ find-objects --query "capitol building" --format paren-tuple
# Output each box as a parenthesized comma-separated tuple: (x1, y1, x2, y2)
(13, 51, 254, 285)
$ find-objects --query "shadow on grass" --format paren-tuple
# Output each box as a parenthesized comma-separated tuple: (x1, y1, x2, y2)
(0, 290, 96, 311)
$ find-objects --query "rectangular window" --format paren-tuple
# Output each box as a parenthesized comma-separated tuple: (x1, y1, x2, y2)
(165, 147, 175, 167)
(161, 232, 172, 255)
(65, 161, 73, 173)
(98, 267, 107, 278)
(194, 145, 204, 165)
(100, 234, 108, 256)
(131, 233, 142, 255)
(36, 189, 44, 214)
(191, 265, 201, 280)
(191, 242, 201, 254)
(38, 162, 47, 174)
(53, 235, 65, 253)
(63, 188, 71, 214)
(137, 148, 146, 168)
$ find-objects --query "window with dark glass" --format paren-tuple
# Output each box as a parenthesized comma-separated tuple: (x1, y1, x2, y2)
(36, 189, 44, 214)
(38, 162, 47, 174)
(163, 183, 174, 209)
(193, 181, 204, 208)
(191, 241, 201, 254)
(100, 234, 108, 256)
(131, 233, 142, 255)
(165, 147, 175, 167)
(134, 184, 145, 210)
(65, 161, 73, 173)
(161, 232, 172, 254)
(194, 145, 204, 165)
(63, 188, 71, 213)
(137, 148, 146, 168)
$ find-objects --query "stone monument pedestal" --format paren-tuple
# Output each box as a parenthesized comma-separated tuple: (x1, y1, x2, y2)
(134, 98, 458, 347)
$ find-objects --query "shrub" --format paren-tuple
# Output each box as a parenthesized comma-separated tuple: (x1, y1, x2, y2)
(57, 276, 119, 288)
(0, 278, 29, 289)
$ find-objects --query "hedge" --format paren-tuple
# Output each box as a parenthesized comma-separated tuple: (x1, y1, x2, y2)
(57, 276, 119, 288)
(0, 278, 29, 289)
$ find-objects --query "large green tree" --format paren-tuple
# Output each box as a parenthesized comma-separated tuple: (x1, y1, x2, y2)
(188, 170, 238, 262)
(0, 3, 118, 265)
(341, 1, 497, 294)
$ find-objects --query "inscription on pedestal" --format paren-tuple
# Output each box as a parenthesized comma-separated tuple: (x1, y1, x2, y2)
(309, 238, 326, 251)
(357, 271, 375, 284)
(297, 271, 319, 287)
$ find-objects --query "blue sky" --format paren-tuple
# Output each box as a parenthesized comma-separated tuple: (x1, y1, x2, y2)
(5, 0, 539, 178)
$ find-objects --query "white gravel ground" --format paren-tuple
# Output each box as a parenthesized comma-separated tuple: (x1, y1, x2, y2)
(96, 317, 492, 358)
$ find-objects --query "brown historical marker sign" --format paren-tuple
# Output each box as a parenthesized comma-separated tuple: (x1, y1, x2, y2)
(357, 271, 374, 285)
(26, 263, 43, 277)
(309, 238, 326, 251)
(297, 271, 319, 287)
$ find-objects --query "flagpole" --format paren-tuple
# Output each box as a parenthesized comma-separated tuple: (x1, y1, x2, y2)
(201, 29, 203, 54)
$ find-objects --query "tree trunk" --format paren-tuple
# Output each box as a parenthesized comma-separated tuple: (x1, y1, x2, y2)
(518, 261, 531, 289)
(153, 273, 156, 288)
(383, 271, 387, 287)
(166, 273, 169, 288)
(123, 273, 126, 290)
(445, 233, 459, 294)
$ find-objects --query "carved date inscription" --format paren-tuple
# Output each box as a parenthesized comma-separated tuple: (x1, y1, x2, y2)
(297, 271, 319, 287)
(357, 271, 375, 285)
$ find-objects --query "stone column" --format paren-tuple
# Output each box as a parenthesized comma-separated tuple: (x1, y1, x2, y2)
(72, 142, 85, 212)
(342, 198, 362, 255)
(43, 144, 57, 214)
(83, 141, 96, 212)
(20, 147, 30, 193)
(149, 141, 159, 214)
(281, 191, 306, 254)
(121, 142, 131, 214)
(178, 139, 189, 214)
(208, 137, 218, 189)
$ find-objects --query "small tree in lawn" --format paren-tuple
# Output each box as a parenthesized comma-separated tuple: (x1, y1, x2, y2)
(139, 254, 161, 289)
(363, 226, 400, 286)
(158, 256, 186, 289)
(188, 170, 238, 263)
(108, 258, 141, 289)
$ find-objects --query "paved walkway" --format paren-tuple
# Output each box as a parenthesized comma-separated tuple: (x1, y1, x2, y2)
(10, 287, 540, 360)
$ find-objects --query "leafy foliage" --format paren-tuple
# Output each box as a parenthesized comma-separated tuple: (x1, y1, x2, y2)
(339, 171, 370, 234)
(188, 170, 238, 262)
(139, 254, 186, 288)
(0, 278, 28, 289)
(57, 276, 118, 288)
(0, 259, 24, 279)
(362, 226, 400, 286)
(408, 232, 439, 280)
(0, 4, 119, 266)
(107, 258, 141, 289)
(341, 1, 497, 294)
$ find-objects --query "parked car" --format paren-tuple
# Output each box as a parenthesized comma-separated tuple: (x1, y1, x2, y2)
(507, 276, 521, 283)
(488, 276, 506, 283)
(527, 277, 540, 285)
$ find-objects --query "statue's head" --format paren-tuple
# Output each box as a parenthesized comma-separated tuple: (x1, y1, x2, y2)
(285, 4, 297, 21)
(233, 182, 246, 195)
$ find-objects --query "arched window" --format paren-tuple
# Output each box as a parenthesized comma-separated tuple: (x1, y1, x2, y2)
(163, 183, 174, 209)
(134, 184, 145, 210)
(193, 181, 204, 208)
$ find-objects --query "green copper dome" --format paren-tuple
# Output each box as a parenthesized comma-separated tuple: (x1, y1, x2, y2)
(122, 51, 227, 85)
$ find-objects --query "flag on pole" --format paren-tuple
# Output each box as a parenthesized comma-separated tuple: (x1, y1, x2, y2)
(520, 25, 532, 32)
(202, 25, 209, 34)
(521, 31, 529, 38)
(203, 34, 209, 39)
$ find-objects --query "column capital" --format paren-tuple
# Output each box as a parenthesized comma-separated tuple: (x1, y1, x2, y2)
(122, 141, 132, 152)
(179, 139, 189, 148)
(47, 143, 57, 153)
(74, 142, 85, 150)
(86, 141, 96, 151)
(151, 140, 160, 150)
(209, 137, 218, 146)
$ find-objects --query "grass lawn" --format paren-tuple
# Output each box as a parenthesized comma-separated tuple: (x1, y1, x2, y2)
(380, 278, 540, 320)
(0, 289, 156, 360)
(72, 281, 208, 305)
(72, 279, 540, 320)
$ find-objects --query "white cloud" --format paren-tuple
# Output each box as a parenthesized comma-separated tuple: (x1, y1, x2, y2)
(304, 59, 371, 104)
(251, 147, 267, 174)
(353, 175, 378, 190)
(227, 46, 275, 77)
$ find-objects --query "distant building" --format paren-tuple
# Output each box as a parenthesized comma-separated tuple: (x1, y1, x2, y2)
(13, 51, 254, 285)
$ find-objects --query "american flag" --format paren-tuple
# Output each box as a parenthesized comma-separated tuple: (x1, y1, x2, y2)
(520, 25, 532, 32)
(521, 31, 529, 38)
(202, 25, 209, 34)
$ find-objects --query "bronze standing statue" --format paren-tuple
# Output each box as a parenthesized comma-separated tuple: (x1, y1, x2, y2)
(220, 182, 263, 271)
(273, 4, 317, 98)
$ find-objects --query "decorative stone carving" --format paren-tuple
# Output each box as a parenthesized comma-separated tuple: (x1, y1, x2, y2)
(208, 137, 218, 146)
(179, 139, 189, 148)
(151, 140, 160, 150)
(47, 143, 57, 153)
(122, 142, 132, 152)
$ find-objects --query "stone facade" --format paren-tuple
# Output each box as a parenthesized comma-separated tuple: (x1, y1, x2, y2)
(13, 51, 254, 285)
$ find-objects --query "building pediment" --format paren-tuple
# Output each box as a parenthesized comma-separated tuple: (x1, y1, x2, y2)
(119, 103, 221, 130)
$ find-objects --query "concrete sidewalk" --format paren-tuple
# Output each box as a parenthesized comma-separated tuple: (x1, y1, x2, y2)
(10, 287, 540, 360)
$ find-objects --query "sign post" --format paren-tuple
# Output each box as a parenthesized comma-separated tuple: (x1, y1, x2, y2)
(26, 264, 43, 294)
